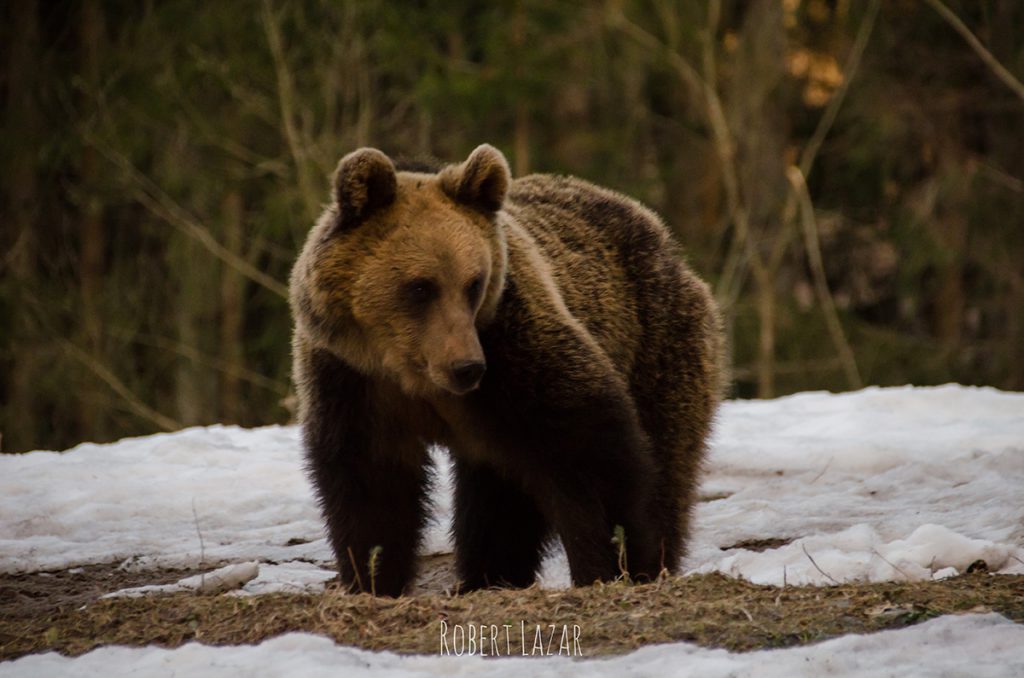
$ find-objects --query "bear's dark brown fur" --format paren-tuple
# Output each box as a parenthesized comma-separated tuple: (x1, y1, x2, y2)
(290, 144, 724, 596)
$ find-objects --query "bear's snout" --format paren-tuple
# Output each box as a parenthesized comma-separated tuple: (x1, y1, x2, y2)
(447, 359, 486, 394)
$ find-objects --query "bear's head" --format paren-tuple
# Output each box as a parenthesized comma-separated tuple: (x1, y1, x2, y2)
(291, 144, 511, 398)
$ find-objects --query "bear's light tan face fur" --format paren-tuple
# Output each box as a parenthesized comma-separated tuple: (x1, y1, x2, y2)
(292, 145, 510, 399)
(348, 181, 496, 397)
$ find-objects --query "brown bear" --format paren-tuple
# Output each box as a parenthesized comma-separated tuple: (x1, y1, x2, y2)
(290, 144, 724, 596)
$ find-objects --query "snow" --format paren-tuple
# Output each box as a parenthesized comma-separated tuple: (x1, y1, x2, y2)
(3, 614, 1023, 677)
(103, 562, 260, 597)
(1, 384, 1023, 672)
(0, 425, 327, 573)
(692, 523, 1021, 587)
(3, 384, 1021, 587)
(688, 385, 1024, 585)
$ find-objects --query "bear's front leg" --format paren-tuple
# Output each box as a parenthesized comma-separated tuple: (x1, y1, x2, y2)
(452, 456, 549, 590)
(309, 444, 428, 597)
(527, 389, 662, 586)
(298, 348, 429, 596)
(474, 295, 665, 586)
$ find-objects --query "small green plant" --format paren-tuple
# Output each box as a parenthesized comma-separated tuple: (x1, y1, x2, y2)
(368, 546, 383, 596)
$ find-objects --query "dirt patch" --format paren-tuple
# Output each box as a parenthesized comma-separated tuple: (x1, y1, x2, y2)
(721, 537, 795, 552)
(0, 563, 208, 623)
(0, 554, 459, 625)
(2, 565, 1021, 661)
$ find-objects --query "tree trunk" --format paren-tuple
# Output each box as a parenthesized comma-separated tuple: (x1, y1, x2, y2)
(1008, 281, 1024, 391)
(514, 103, 531, 178)
(756, 272, 776, 398)
(219, 191, 245, 424)
(5, 0, 40, 452)
(174, 237, 203, 427)
(167, 131, 217, 427)
(79, 0, 106, 441)
(935, 214, 966, 349)
(511, 0, 530, 176)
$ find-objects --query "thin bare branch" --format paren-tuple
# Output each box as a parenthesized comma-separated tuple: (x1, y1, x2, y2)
(700, 0, 766, 291)
(115, 330, 290, 396)
(800, 0, 881, 178)
(923, 0, 1024, 103)
(802, 543, 839, 585)
(605, 4, 704, 94)
(192, 498, 207, 570)
(262, 0, 322, 220)
(871, 548, 913, 581)
(137, 191, 287, 299)
(60, 338, 182, 432)
(810, 457, 833, 483)
(701, 0, 779, 397)
(979, 162, 1024, 194)
(787, 166, 862, 390)
(765, 0, 881, 277)
(608, 0, 765, 305)
(88, 139, 289, 299)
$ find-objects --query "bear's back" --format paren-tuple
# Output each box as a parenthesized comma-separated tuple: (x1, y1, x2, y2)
(508, 174, 671, 259)
(504, 174, 691, 379)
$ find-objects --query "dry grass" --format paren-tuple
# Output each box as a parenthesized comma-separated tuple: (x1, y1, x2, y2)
(2, 561, 1022, 661)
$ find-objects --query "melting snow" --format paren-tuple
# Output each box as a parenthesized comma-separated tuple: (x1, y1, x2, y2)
(2, 384, 1022, 674)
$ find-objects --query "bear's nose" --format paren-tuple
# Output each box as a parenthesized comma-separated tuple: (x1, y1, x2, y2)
(449, 360, 486, 393)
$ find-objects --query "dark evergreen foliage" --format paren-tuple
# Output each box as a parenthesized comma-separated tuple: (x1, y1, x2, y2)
(2, 1, 1021, 452)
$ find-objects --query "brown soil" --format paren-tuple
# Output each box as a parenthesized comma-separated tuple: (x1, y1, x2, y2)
(0, 563, 207, 623)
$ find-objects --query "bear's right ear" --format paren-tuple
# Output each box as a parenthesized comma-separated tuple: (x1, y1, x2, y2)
(331, 148, 397, 233)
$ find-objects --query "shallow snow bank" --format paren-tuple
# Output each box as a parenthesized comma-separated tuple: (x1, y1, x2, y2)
(0, 426, 453, 576)
(692, 523, 1022, 586)
(1, 384, 1022, 589)
(103, 562, 260, 597)
(689, 384, 1024, 584)
(0, 425, 326, 573)
(710, 384, 1023, 474)
(2, 614, 1021, 677)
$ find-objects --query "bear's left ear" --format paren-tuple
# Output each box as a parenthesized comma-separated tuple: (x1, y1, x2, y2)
(440, 144, 510, 214)
(331, 148, 397, 232)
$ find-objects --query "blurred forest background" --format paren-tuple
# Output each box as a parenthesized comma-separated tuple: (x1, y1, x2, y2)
(2, 0, 1023, 453)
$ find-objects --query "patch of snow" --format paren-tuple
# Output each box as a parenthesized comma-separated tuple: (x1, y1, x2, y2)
(691, 523, 1019, 586)
(233, 561, 337, 596)
(104, 562, 260, 598)
(688, 385, 1024, 584)
(0, 425, 330, 573)
(1, 384, 1022, 590)
(2, 613, 1021, 677)
(2, 384, 1023, 673)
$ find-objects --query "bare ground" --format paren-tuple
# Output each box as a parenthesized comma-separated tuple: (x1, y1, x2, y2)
(1, 556, 1022, 661)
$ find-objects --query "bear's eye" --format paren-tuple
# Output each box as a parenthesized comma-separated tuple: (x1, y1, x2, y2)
(402, 277, 438, 309)
(466, 275, 485, 308)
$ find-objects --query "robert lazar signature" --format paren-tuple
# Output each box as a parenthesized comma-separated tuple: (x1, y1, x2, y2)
(439, 620, 583, 657)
